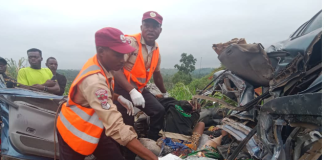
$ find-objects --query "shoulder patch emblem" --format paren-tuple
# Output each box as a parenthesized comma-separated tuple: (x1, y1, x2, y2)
(95, 89, 109, 108)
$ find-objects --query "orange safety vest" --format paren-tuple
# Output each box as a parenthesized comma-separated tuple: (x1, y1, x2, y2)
(56, 55, 114, 155)
(123, 33, 160, 92)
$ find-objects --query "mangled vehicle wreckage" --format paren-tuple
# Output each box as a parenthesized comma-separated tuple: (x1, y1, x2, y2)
(195, 10, 322, 160)
(0, 10, 322, 160)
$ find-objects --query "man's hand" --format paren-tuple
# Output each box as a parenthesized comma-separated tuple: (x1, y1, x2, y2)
(153, 71, 167, 93)
(43, 80, 56, 87)
(162, 92, 169, 98)
(129, 88, 145, 108)
(117, 95, 134, 116)
(155, 94, 163, 99)
(32, 84, 45, 90)
(126, 138, 158, 160)
(155, 92, 169, 99)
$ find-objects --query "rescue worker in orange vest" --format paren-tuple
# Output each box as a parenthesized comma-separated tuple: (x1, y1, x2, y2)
(56, 27, 158, 160)
(114, 11, 167, 159)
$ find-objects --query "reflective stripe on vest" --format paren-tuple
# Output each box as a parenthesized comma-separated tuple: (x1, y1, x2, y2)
(73, 65, 101, 86)
(57, 55, 112, 155)
(123, 33, 160, 92)
(130, 76, 146, 92)
(58, 112, 100, 144)
(69, 105, 103, 128)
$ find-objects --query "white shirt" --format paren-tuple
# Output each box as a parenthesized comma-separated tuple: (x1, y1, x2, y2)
(145, 45, 153, 54)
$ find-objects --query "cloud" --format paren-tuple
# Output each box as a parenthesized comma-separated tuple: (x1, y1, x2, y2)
(0, 0, 321, 69)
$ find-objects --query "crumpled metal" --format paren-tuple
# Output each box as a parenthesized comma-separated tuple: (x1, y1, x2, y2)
(0, 84, 63, 160)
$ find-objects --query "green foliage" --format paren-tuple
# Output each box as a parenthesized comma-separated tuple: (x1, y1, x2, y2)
(160, 68, 215, 90)
(160, 73, 174, 91)
(204, 92, 238, 108)
(160, 68, 178, 75)
(64, 81, 72, 95)
(187, 66, 226, 94)
(57, 69, 79, 82)
(191, 68, 215, 79)
(169, 66, 225, 101)
(188, 77, 210, 93)
(160, 68, 215, 78)
(174, 53, 197, 74)
(172, 53, 197, 85)
(169, 83, 193, 100)
(5, 57, 27, 79)
(56, 69, 79, 96)
(172, 71, 192, 85)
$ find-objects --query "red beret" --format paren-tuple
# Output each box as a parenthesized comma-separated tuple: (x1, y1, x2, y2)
(142, 11, 163, 24)
(95, 27, 135, 54)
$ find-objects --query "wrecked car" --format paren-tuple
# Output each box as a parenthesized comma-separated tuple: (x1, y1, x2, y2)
(195, 10, 322, 160)
(0, 87, 63, 160)
(0, 84, 95, 160)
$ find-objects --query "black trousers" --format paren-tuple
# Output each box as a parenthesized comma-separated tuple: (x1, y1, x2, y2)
(114, 84, 165, 139)
(114, 84, 165, 160)
(57, 129, 125, 160)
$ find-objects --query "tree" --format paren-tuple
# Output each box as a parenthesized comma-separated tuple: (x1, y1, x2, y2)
(172, 53, 197, 84)
(174, 53, 197, 74)
(5, 57, 28, 79)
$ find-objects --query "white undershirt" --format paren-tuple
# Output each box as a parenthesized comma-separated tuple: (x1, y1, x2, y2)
(145, 45, 153, 54)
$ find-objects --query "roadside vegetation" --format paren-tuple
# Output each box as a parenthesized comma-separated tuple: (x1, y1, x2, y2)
(5, 57, 27, 79)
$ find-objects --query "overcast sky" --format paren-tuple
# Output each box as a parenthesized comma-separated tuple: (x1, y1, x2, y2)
(1, 0, 322, 69)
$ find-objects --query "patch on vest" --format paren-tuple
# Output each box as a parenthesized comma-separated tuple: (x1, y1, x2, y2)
(95, 89, 110, 109)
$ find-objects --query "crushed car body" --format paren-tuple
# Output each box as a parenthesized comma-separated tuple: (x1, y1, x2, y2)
(196, 10, 322, 160)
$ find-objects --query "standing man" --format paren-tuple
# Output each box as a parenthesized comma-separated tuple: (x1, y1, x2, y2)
(17, 48, 60, 94)
(114, 11, 168, 143)
(56, 27, 158, 160)
(0, 57, 16, 88)
(46, 57, 67, 96)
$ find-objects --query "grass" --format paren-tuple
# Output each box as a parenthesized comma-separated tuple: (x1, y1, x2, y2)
(169, 83, 193, 100)
(169, 66, 225, 101)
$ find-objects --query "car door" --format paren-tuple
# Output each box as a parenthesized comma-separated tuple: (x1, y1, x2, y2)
(0, 86, 63, 159)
